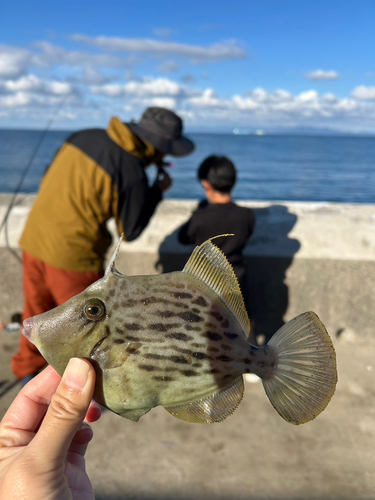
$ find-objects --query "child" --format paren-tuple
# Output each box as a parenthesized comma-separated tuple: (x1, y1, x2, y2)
(178, 155, 255, 304)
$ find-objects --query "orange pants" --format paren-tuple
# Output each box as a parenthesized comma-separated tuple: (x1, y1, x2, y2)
(12, 252, 104, 379)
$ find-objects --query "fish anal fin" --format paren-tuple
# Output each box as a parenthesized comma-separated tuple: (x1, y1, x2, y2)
(182, 237, 250, 339)
(120, 407, 151, 422)
(165, 376, 244, 424)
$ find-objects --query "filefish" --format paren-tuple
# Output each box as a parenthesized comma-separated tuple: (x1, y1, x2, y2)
(23, 236, 337, 425)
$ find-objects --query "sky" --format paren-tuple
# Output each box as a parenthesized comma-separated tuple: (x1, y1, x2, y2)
(0, 0, 375, 133)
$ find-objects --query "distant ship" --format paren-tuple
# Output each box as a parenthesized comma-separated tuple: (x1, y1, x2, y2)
(232, 128, 250, 135)
(233, 128, 265, 136)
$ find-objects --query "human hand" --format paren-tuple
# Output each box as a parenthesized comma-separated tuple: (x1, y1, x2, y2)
(0, 358, 99, 500)
(154, 166, 172, 192)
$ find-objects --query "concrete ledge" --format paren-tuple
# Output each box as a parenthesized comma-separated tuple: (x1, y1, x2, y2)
(1, 195, 375, 499)
(0, 195, 374, 339)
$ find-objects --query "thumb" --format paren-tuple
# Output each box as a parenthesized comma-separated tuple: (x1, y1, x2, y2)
(30, 358, 96, 469)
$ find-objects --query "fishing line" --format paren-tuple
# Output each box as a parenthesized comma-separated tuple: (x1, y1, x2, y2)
(0, 96, 68, 261)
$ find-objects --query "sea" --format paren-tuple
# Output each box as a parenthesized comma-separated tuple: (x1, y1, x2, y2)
(0, 129, 374, 204)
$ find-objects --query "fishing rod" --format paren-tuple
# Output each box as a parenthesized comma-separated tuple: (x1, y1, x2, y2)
(0, 97, 67, 261)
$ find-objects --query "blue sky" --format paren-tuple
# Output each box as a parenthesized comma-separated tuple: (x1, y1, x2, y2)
(1, 0, 374, 132)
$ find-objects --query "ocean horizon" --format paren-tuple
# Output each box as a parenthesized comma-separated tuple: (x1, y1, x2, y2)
(0, 129, 374, 204)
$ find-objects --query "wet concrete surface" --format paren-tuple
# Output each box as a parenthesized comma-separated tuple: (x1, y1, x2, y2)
(1, 327, 374, 500)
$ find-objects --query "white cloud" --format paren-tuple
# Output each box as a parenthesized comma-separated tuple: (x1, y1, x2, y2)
(127, 78, 183, 96)
(147, 97, 177, 109)
(334, 98, 358, 111)
(351, 85, 375, 100)
(321, 93, 338, 103)
(81, 67, 110, 85)
(90, 77, 198, 101)
(0, 46, 31, 78)
(250, 87, 268, 102)
(69, 34, 247, 64)
(189, 89, 224, 108)
(0, 92, 31, 107)
(232, 95, 259, 110)
(30, 41, 136, 69)
(306, 70, 340, 81)
(91, 83, 124, 97)
(297, 90, 318, 102)
(271, 89, 293, 101)
(0, 37, 374, 132)
(0, 75, 73, 96)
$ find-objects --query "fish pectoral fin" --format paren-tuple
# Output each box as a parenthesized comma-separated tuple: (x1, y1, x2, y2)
(164, 376, 244, 424)
(182, 238, 250, 339)
(103, 342, 142, 369)
(119, 407, 151, 422)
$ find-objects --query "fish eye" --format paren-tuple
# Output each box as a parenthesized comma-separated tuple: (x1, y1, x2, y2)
(83, 299, 106, 321)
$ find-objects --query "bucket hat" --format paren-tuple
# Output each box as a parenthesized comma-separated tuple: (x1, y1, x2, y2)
(127, 107, 194, 157)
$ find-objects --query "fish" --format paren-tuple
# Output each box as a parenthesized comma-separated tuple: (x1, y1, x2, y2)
(23, 236, 338, 425)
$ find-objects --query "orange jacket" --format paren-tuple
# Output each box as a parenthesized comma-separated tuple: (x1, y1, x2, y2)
(19, 118, 162, 272)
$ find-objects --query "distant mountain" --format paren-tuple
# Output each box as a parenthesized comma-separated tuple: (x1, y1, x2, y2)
(266, 126, 374, 137)
(187, 125, 375, 137)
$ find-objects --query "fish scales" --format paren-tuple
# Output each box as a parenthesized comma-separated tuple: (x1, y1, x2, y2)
(23, 236, 338, 425)
(91, 271, 265, 411)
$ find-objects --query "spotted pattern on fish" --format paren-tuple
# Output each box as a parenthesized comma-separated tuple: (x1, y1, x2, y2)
(28, 265, 282, 421)
(178, 311, 202, 323)
(139, 364, 157, 372)
(148, 323, 179, 332)
(165, 333, 192, 341)
(185, 325, 201, 331)
(206, 332, 222, 341)
(192, 296, 208, 307)
(211, 312, 224, 322)
(124, 323, 143, 331)
(156, 311, 176, 318)
(170, 292, 193, 300)
(182, 370, 199, 377)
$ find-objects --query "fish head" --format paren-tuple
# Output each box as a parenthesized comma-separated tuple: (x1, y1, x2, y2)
(22, 272, 121, 377)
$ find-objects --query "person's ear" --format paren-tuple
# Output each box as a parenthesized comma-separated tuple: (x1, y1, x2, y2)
(201, 180, 211, 191)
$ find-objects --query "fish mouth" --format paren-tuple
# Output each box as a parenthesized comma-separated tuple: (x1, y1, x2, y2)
(22, 317, 34, 340)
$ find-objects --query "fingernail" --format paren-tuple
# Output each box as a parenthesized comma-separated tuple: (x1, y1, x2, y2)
(63, 358, 90, 390)
(79, 422, 92, 431)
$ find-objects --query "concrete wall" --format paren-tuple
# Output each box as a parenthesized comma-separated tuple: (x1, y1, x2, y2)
(1, 194, 374, 340)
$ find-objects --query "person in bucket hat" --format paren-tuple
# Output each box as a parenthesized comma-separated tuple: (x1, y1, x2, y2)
(12, 107, 195, 384)
(127, 107, 194, 157)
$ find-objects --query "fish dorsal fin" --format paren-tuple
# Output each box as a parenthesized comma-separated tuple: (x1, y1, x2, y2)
(105, 234, 124, 277)
(164, 376, 244, 424)
(183, 236, 250, 339)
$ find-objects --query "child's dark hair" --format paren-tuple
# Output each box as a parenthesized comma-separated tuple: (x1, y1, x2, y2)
(198, 155, 237, 193)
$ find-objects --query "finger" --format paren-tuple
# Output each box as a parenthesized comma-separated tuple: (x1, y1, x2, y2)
(85, 401, 102, 423)
(0, 366, 61, 437)
(29, 358, 96, 470)
(67, 423, 93, 457)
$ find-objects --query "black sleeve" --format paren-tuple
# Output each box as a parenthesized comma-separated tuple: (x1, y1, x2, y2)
(117, 181, 163, 242)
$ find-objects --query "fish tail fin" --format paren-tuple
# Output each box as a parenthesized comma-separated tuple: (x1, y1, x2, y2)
(262, 312, 337, 425)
